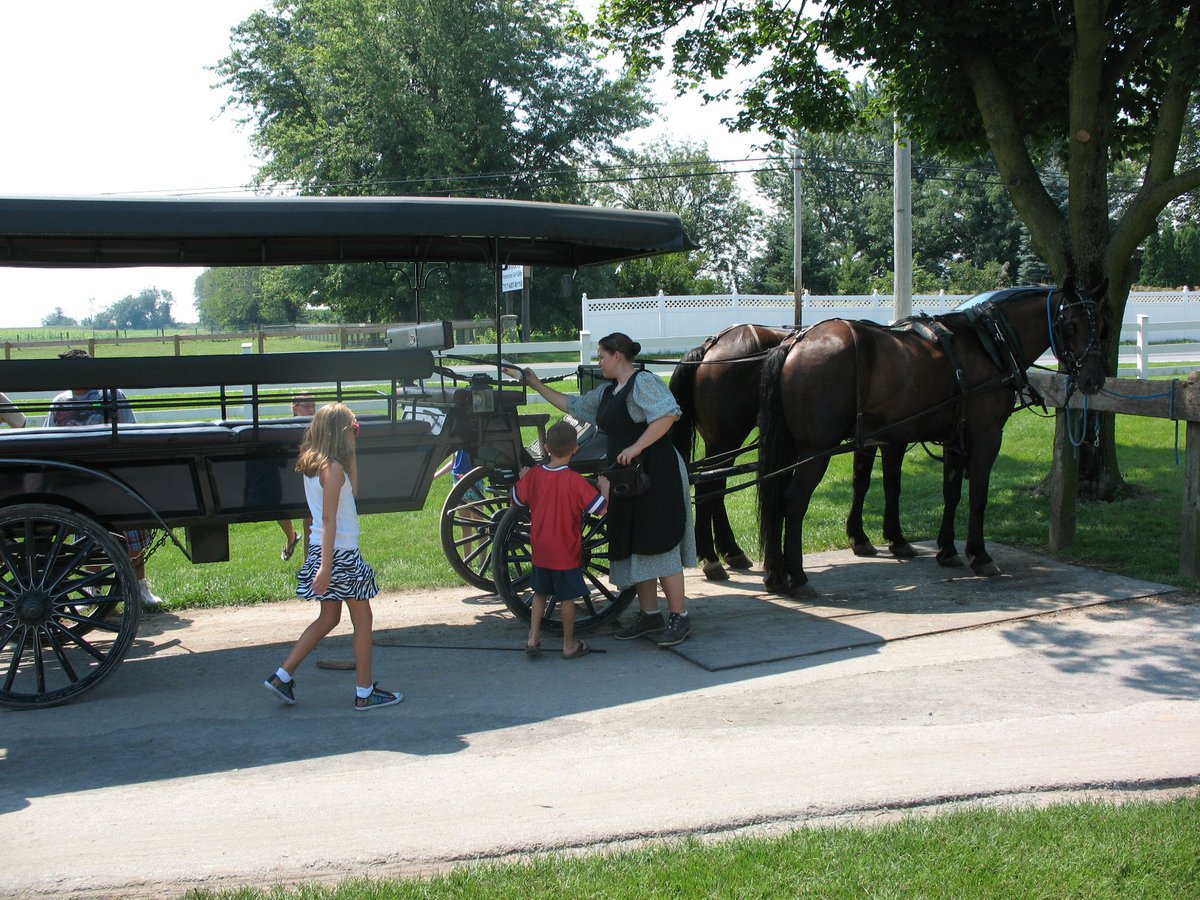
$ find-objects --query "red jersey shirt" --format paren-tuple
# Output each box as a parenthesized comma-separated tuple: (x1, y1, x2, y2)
(512, 464, 607, 570)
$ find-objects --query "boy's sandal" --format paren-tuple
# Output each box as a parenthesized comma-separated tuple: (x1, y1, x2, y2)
(562, 640, 590, 660)
(524, 640, 542, 656)
(281, 536, 300, 561)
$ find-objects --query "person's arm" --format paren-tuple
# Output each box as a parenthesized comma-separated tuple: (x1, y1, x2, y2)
(616, 372, 681, 465)
(616, 414, 676, 465)
(313, 461, 345, 596)
(0, 392, 26, 428)
(520, 368, 571, 414)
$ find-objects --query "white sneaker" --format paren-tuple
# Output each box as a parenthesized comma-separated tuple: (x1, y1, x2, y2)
(139, 580, 164, 610)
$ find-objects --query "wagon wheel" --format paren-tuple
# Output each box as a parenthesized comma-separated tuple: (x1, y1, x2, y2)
(491, 506, 635, 633)
(439, 465, 512, 593)
(0, 503, 140, 709)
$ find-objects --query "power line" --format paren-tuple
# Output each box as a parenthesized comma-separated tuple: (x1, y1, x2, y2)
(121, 149, 1152, 200)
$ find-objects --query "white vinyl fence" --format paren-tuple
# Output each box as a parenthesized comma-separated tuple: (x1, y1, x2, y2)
(583, 290, 1200, 341)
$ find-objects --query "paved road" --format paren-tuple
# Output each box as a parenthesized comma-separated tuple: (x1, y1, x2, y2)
(2, 558, 1198, 897)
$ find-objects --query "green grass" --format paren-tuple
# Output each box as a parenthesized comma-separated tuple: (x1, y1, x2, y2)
(0, 327, 347, 359)
(184, 797, 1200, 898)
(145, 400, 1200, 604)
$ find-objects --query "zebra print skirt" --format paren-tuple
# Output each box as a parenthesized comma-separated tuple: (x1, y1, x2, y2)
(296, 546, 380, 601)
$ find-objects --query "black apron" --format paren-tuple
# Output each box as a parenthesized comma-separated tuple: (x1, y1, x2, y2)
(596, 370, 686, 562)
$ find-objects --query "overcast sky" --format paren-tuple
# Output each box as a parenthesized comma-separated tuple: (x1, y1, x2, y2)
(0, 1, 762, 328)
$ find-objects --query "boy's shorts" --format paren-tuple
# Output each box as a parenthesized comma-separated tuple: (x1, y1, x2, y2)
(531, 566, 588, 601)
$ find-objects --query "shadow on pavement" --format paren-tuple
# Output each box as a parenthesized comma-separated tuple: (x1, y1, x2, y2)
(0, 542, 1184, 814)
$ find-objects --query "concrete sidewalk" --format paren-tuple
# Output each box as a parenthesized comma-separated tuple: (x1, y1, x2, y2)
(2, 546, 1198, 897)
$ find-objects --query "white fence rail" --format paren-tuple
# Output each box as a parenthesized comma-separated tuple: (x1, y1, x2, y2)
(583, 290, 1200, 342)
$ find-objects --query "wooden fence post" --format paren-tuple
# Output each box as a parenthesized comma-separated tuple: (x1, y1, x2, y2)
(3, 341, 9, 361)
(257, 331, 265, 354)
(174, 334, 182, 356)
(1048, 408, 1079, 550)
(1180, 420, 1200, 578)
(87, 337, 96, 357)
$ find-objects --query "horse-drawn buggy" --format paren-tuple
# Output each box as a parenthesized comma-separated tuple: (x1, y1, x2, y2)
(0, 194, 694, 709)
(1, 195, 1111, 710)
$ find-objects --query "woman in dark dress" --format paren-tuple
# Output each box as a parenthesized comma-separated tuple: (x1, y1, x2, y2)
(522, 333, 697, 646)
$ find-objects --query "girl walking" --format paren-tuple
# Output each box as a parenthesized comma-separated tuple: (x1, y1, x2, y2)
(263, 403, 403, 710)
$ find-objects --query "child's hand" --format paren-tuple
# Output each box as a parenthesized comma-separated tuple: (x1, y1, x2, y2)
(314, 565, 332, 596)
(597, 474, 611, 501)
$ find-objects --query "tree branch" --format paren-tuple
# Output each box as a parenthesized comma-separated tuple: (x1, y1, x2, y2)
(1067, 0, 1110, 270)
(962, 55, 1067, 274)
(1108, 165, 1200, 274)
(1146, 4, 1200, 185)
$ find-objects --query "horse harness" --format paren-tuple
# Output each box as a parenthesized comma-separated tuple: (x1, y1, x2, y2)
(842, 299, 1047, 456)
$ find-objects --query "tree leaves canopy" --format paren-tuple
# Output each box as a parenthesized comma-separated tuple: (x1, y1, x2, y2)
(596, 1, 1200, 293)
(216, 0, 654, 200)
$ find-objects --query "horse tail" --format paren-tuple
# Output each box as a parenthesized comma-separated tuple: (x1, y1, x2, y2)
(669, 345, 705, 464)
(757, 341, 795, 555)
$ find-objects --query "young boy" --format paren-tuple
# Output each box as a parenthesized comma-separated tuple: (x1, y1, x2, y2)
(511, 419, 609, 659)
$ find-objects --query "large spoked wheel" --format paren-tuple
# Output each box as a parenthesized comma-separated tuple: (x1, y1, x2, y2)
(439, 466, 513, 593)
(0, 504, 140, 709)
(491, 506, 635, 633)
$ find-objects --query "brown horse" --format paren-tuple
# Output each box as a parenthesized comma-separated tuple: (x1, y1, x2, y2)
(756, 281, 1108, 597)
(670, 323, 915, 580)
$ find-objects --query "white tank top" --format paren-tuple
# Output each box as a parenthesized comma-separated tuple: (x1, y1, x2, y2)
(304, 468, 360, 550)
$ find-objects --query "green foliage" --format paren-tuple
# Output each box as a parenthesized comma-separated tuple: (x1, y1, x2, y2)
(746, 85, 1032, 296)
(1138, 223, 1200, 288)
(84, 287, 176, 330)
(590, 138, 759, 291)
(608, 252, 723, 298)
(596, 0, 1200, 337)
(216, 0, 651, 197)
(40, 306, 78, 327)
(210, 0, 656, 331)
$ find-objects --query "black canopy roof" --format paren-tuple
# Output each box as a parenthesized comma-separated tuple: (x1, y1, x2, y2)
(0, 195, 697, 269)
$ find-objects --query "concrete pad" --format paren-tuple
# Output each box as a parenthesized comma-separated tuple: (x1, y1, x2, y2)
(0, 551, 1196, 897)
(668, 542, 1177, 670)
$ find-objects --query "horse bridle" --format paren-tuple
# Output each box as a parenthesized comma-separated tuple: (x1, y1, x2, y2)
(1046, 284, 1102, 381)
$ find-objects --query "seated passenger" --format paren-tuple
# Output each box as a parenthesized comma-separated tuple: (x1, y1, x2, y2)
(46, 349, 163, 610)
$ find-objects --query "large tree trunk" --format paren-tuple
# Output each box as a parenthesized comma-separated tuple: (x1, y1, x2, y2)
(1074, 264, 1135, 501)
(1075, 414, 1123, 500)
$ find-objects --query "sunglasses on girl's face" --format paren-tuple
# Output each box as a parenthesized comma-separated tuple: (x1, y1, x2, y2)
(348, 420, 360, 436)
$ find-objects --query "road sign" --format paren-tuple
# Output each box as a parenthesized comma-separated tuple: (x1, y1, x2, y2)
(501, 264, 523, 293)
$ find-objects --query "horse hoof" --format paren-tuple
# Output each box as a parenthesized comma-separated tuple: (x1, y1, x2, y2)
(788, 580, 817, 599)
(702, 560, 730, 581)
(888, 541, 917, 559)
(970, 559, 1001, 577)
(937, 553, 965, 568)
(850, 540, 878, 557)
(724, 553, 753, 570)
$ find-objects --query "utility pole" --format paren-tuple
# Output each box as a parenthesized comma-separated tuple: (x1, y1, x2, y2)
(792, 137, 803, 328)
(520, 266, 531, 341)
(893, 118, 913, 322)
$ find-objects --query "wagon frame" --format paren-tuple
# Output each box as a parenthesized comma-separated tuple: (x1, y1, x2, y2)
(0, 195, 694, 708)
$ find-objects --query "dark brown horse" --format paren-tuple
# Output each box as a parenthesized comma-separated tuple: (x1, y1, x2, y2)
(756, 282, 1108, 597)
(670, 323, 915, 579)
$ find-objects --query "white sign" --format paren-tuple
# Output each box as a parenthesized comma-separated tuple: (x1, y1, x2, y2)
(501, 264, 524, 293)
